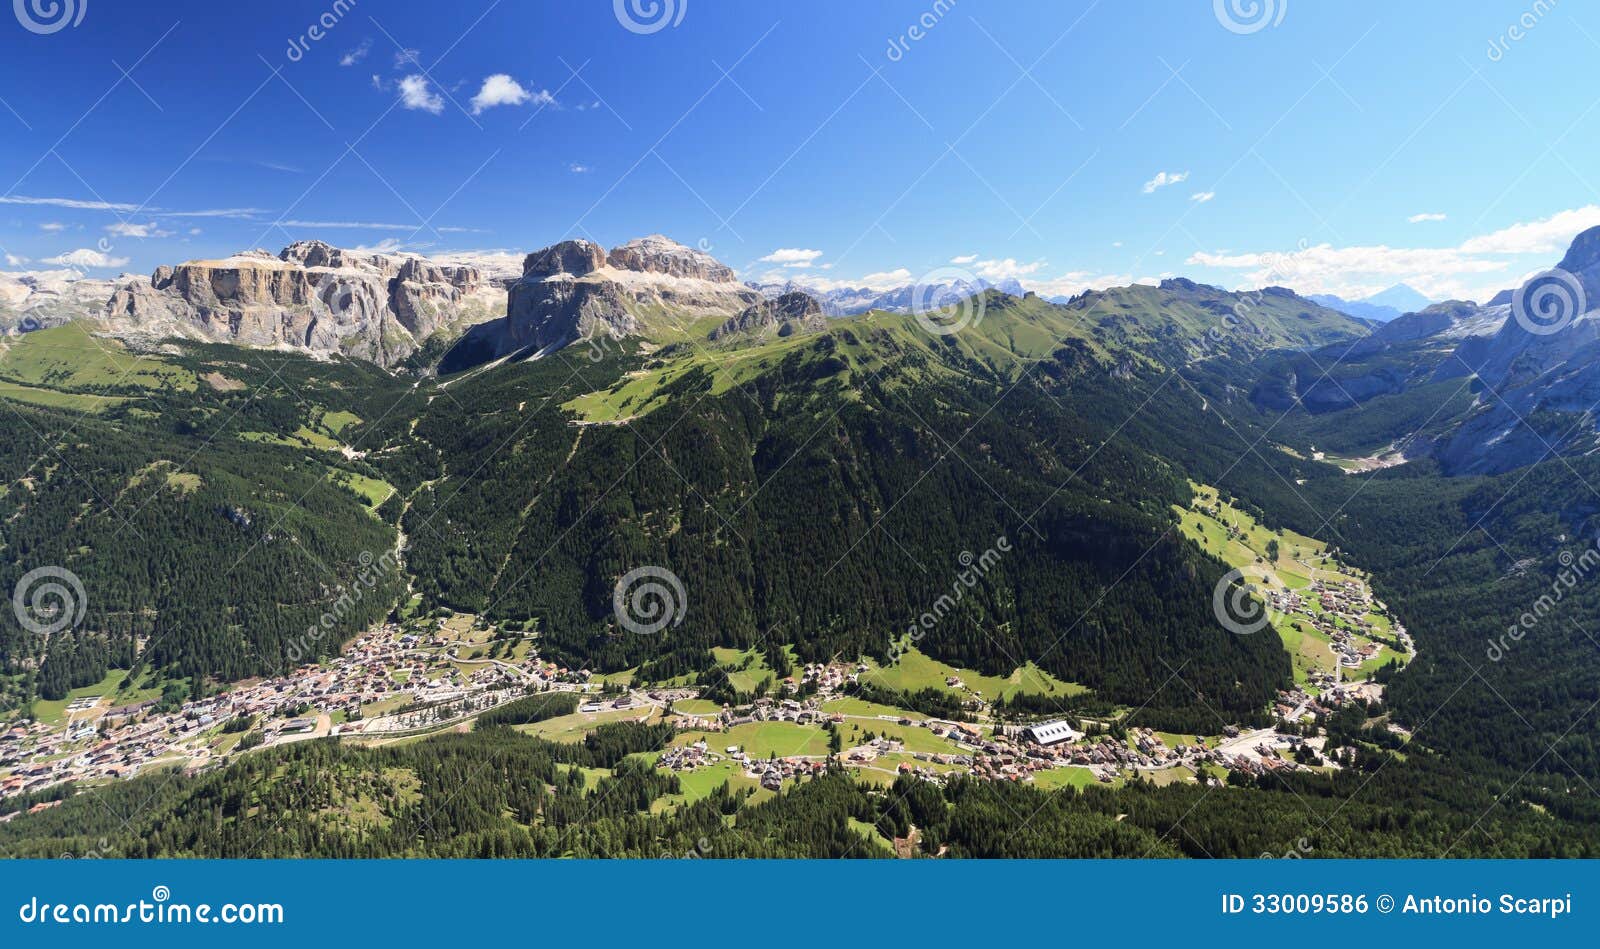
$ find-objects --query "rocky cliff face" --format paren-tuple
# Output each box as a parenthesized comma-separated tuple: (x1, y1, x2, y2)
(100, 241, 503, 366)
(445, 236, 761, 369)
(710, 291, 826, 341)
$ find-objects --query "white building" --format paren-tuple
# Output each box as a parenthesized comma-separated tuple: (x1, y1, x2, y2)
(1021, 720, 1081, 746)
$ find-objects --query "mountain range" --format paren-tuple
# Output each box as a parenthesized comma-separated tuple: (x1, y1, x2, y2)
(1308, 283, 1434, 323)
(6, 222, 1600, 858)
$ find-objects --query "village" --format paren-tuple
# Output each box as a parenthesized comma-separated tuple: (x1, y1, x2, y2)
(2, 542, 1415, 811)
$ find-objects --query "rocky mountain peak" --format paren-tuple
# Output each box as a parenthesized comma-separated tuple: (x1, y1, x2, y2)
(606, 235, 735, 282)
(521, 239, 607, 280)
(710, 291, 825, 341)
(1556, 224, 1600, 277)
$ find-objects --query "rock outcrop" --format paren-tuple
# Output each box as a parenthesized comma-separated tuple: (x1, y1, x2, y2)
(101, 241, 503, 366)
(710, 291, 826, 341)
(444, 236, 760, 370)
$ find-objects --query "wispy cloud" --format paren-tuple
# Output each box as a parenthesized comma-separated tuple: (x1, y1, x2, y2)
(1408, 212, 1447, 223)
(104, 222, 172, 239)
(568, 162, 591, 174)
(281, 219, 422, 230)
(1190, 191, 1215, 204)
(340, 39, 371, 67)
(949, 254, 978, 265)
(1187, 205, 1600, 301)
(1, 195, 139, 212)
(1142, 170, 1189, 193)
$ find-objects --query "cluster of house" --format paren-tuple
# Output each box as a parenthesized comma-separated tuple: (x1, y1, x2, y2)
(0, 619, 578, 800)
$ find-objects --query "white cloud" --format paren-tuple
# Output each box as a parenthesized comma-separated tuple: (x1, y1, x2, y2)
(42, 248, 129, 269)
(858, 268, 913, 288)
(1189, 204, 1600, 301)
(1191, 191, 1215, 204)
(349, 239, 406, 255)
(281, 219, 420, 230)
(5, 253, 29, 266)
(104, 222, 171, 239)
(949, 254, 978, 265)
(370, 74, 387, 92)
(159, 208, 265, 219)
(1458, 205, 1600, 255)
(340, 39, 371, 67)
(569, 163, 591, 174)
(398, 75, 444, 114)
(1142, 170, 1189, 194)
(393, 48, 422, 70)
(1408, 212, 1447, 223)
(762, 268, 913, 292)
(469, 74, 555, 114)
(759, 248, 824, 268)
(972, 258, 1045, 281)
(1027, 271, 1146, 298)
(39, 222, 66, 232)
(1, 195, 139, 212)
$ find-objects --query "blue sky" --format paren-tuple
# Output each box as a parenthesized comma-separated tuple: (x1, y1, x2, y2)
(2, 0, 1599, 302)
